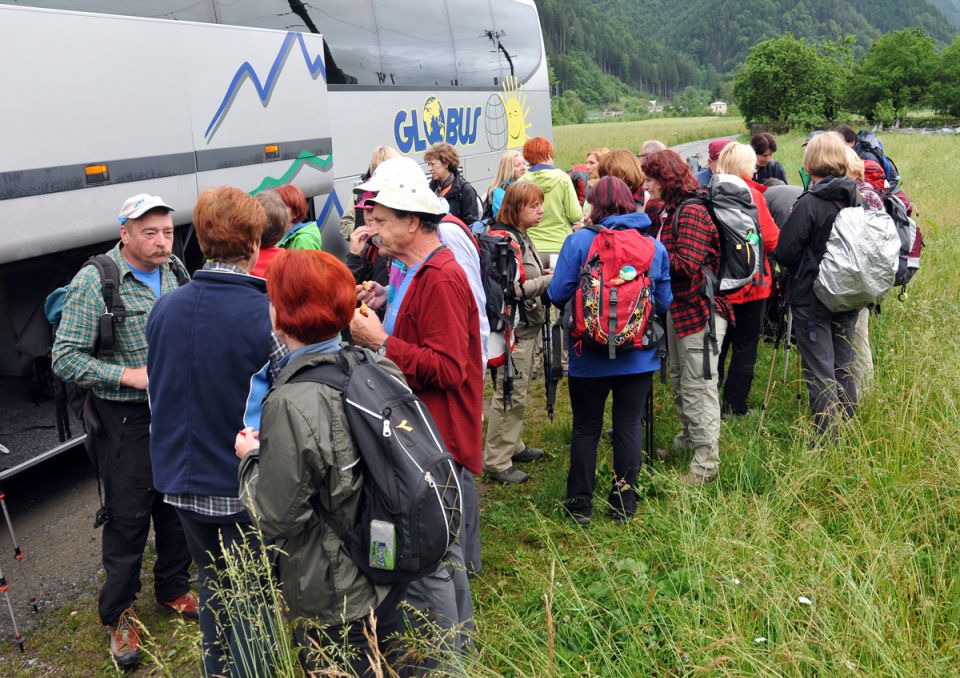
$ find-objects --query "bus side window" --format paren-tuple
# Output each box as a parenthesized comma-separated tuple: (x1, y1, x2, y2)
(374, 0, 457, 87)
(212, 0, 382, 85)
(447, 0, 501, 87)
(490, 0, 542, 84)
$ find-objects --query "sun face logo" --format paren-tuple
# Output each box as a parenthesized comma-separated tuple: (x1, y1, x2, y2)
(502, 76, 531, 149)
(423, 96, 445, 145)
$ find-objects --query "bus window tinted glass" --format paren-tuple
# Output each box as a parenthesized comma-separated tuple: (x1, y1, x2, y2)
(375, 0, 456, 87)
(213, 0, 381, 85)
(448, 0, 501, 87)
(491, 0, 542, 84)
(0, 0, 217, 21)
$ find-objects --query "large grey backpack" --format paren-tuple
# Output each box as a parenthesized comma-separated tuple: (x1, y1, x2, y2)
(814, 205, 900, 313)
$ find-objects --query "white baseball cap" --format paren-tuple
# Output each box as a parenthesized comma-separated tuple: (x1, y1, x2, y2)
(118, 193, 174, 224)
(356, 157, 442, 215)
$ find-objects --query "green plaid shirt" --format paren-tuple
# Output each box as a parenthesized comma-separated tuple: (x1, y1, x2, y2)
(51, 243, 188, 402)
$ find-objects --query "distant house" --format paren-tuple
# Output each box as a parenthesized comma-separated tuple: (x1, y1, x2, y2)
(710, 100, 728, 115)
(648, 100, 664, 113)
(602, 109, 624, 118)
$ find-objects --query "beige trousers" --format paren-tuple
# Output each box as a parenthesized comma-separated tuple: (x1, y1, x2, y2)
(667, 313, 728, 480)
(483, 333, 538, 472)
(852, 308, 875, 397)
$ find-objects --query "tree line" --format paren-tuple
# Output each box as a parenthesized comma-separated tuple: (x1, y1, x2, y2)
(734, 29, 960, 128)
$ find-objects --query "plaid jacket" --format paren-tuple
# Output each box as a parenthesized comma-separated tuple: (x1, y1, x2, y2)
(51, 243, 187, 402)
(660, 199, 732, 338)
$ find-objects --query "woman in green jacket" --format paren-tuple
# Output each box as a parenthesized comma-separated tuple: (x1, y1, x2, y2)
(275, 184, 323, 250)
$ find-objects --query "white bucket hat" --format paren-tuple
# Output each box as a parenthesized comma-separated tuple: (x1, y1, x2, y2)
(356, 157, 442, 215)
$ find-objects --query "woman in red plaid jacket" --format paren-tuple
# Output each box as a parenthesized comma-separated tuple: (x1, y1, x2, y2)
(641, 150, 733, 485)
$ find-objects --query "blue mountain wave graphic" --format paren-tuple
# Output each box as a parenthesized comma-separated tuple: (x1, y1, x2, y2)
(204, 31, 327, 141)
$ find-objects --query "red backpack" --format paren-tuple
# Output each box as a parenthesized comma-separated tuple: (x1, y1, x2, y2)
(571, 225, 657, 359)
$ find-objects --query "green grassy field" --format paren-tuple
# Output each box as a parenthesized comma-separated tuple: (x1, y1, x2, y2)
(553, 117, 746, 169)
(11, 127, 959, 676)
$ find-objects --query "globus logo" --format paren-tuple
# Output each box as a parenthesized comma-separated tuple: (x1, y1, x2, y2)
(394, 96, 483, 153)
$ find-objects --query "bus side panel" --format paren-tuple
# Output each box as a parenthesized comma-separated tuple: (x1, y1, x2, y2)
(183, 26, 334, 199)
(0, 7, 199, 264)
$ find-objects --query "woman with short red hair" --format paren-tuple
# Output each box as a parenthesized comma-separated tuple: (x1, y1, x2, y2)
(235, 249, 408, 675)
(275, 184, 323, 251)
(517, 136, 582, 258)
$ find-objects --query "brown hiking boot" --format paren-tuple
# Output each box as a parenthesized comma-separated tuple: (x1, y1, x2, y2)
(108, 607, 142, 670)
(158, 590, 200, 620)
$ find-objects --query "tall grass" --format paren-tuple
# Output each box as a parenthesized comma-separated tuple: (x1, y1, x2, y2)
(467, 131, 960, 676)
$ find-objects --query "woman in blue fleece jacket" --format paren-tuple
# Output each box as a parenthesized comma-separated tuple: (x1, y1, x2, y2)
(548, 176, 672, 525)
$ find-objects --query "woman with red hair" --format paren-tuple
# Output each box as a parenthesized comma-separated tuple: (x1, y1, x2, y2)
(517, 136, 582, 259)
(235, 249, 407, 675)
(642, 150, 731, 485)
(275, 184, 323, 250)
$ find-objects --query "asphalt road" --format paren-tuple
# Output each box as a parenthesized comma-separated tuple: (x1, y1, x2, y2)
(671, 134, 740, 172)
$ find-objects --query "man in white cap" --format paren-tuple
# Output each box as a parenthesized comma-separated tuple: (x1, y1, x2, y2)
(52, 193, 195, 669)
(351, 161, 483, 657)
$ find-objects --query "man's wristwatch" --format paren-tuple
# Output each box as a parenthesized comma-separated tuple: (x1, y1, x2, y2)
(376, 337, 388, 357)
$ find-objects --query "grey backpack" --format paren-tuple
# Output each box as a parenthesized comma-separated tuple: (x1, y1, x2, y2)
(814, 205, 900, 313)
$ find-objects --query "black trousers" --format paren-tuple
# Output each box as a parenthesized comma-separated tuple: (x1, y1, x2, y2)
(177, 511, 274, 678)
(91, 396, 191, 626)
(718, 298, 767, 415)
(566, 372, 653, 516)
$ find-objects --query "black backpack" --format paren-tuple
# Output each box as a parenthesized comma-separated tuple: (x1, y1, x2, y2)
(44, 253, 189, 526)
(291, 347, 463, 586)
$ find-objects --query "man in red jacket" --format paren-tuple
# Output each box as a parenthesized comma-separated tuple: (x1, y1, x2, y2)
(350, 160, 483, 657)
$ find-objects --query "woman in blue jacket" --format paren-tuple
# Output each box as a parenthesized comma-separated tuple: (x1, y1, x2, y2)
(548, 176, 672, 525)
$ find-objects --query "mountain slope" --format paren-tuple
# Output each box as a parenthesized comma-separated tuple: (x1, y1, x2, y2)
(537, 0, 958, 100)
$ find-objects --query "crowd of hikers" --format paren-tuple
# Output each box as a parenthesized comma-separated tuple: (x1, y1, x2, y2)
(47, 126, 921, 674)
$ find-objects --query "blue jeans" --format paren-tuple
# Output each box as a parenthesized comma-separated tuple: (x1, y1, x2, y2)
(176, 510, 274, 677)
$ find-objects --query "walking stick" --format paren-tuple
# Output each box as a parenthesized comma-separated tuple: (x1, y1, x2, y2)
(756, 341, 780, 432)
(0, 562, 24, 652)
(0, 486, 38, 613)
(782, 307, 793, 383)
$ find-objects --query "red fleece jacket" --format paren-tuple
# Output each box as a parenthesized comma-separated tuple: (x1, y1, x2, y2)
(386, 247, 484, 474)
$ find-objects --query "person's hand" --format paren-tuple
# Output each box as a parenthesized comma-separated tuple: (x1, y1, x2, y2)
(120, 366, 148, 390)
(235, 427, 260, 461)
(572, 220, 586, 231)
(356, 281, 388, 310)
(348, 226, 373, 255)
(350, 308, 388, 349)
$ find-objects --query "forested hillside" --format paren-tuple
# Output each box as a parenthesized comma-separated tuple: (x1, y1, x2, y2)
(537, 0, 958, 104)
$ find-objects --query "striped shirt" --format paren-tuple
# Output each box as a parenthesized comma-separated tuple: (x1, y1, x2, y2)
(51, 243, 188, 402)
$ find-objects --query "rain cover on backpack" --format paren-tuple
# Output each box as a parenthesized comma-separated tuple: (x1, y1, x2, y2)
(705, 173, 763, 293)
(814, 206, 900, 313)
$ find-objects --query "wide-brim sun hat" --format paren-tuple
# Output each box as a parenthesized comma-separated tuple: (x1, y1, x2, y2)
(357, 157, 441, 215)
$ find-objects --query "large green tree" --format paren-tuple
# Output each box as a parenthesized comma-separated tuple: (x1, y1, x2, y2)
(935, 35, 960, 117)
(732, 34, 848, 128)
(846, 28, 938, 121)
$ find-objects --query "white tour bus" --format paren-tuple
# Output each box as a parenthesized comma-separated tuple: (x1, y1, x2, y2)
(0, 0, 552, 474)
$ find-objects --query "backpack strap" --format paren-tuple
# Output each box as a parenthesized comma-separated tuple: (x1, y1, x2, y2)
(85, 254, 125, 359)
(168, 256, 191, 287)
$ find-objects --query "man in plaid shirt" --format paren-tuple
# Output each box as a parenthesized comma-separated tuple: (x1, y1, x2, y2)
(52, 193, 195, 669)
(644, 151, 733, 485)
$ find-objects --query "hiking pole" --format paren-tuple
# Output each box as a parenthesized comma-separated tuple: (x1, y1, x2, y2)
(757, 341, 780, 432)
(782, 307, 793, 382)
(0, 486, 38, 613)
(0, 562, 24, 652)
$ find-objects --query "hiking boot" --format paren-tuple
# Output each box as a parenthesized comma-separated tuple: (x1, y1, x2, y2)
(512, 446, 545, 463)
(563, 499, 592, 526)
(487, 466, 529, 485)
(680, 472, 717, 487)
(608, 480, 637, 522)
(108, 608, 142, 670)
(158, 590, 200, 620)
